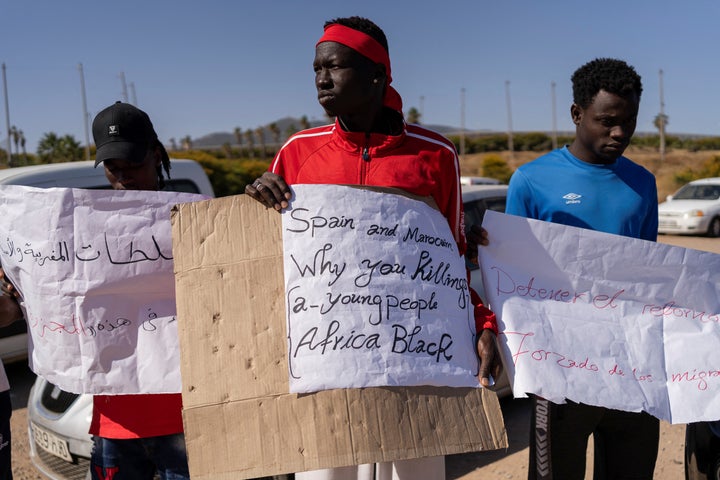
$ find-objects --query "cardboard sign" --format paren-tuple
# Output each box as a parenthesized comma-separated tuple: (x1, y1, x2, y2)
(171, 191, 507, 479)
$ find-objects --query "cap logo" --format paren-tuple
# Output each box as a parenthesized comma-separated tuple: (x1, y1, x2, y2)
(108, 125, 120, 136)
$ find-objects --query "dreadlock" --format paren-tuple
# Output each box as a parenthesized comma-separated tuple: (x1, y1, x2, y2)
(155, 139, 172, 190)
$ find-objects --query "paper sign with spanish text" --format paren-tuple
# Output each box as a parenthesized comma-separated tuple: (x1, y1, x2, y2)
(479, 210, 720, 424)
(282, 185, 479, 393)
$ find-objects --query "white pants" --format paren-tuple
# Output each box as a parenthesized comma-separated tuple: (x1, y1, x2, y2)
(294, 456, 445, 480)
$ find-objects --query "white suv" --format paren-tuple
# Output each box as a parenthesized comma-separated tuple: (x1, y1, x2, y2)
(5, 159, 214, 480)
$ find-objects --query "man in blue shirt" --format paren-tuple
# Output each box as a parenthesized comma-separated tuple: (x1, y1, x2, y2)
(506, 58, 659, 479)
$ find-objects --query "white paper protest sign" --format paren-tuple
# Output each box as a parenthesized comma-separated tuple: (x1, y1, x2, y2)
(282, 185, 479, 393)
(0, 185, 207, 395)
(479, 210, 720, 424)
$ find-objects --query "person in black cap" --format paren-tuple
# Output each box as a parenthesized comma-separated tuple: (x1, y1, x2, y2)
(89, 101, 189, 480)
(93, 101, 172, 191)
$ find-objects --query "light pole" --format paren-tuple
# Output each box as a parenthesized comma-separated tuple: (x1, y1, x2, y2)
(460, 88, 466, 157)
(505, 80, 514, 158)
(129, 82, 137, 106)
(551, 81, 558, 150)
(659, 69, 666, 162)
(119, 72, 128, 103)
(78, 63, 91, 161)
(2, 63, 11, 166)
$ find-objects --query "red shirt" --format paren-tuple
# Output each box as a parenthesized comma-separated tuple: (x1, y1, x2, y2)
(271, 119, 497, 334)
(90, 393, 183, 439)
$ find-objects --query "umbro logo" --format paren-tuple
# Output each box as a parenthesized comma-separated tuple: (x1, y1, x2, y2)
(563, 192, 582, 204)
(108, 125, 120, 136)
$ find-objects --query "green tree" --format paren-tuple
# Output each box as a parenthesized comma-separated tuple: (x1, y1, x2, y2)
(406, 107, 421, 124)
(481, 154, 513, 184)
(221, 142, 233, 159)
(37, 132, 83, 163)
(675, 154, 720, 184)
(653, 113, 669, 134)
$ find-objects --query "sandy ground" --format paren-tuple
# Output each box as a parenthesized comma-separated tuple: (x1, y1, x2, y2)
(7, 234, 719, 479)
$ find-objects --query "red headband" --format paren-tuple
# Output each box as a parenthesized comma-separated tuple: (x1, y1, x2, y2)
(317, 23, 403, 112)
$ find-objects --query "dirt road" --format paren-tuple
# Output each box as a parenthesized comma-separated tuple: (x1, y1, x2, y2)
(8, 235, 719, 479)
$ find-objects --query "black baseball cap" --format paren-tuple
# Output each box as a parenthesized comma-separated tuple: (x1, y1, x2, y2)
(92, 101, 161, 167)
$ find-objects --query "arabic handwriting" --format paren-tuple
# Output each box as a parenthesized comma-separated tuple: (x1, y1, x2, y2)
(105, 233, 173, 265)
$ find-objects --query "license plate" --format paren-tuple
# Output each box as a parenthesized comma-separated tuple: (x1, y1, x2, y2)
(659, 220, 677, 227)
(31, 422, 72, 462)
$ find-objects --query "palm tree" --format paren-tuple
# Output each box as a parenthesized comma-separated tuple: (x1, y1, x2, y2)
(299, 115, 310, 130)
(9, 126, 18, 166)
(181, 135, 193, 150)
(244, 129, 255, 158)
(255, 127, 266, 159)
(37, 132, 61, 163)
(233, 127, 244, 157)
(37, 132, 83, 163)
(19, 130, 27, 164)
(406, 107, 421, 124)
(168, 138, 178, 151)
(268, 122, 280, 151)
(59, 135, 83, 162)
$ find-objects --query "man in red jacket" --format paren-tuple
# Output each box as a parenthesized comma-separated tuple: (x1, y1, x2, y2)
(246, 16, 501, 480)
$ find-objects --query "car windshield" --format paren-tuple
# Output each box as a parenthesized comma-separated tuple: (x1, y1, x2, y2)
(673, 184, 720, 200)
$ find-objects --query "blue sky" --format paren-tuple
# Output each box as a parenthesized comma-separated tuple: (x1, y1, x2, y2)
(2, 0, 720, 152)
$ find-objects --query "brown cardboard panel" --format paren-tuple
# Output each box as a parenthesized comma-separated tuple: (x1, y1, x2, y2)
(172, 193, 507, 479)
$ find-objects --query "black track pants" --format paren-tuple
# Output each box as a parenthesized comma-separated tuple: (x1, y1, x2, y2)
(527, 396, 659, 480)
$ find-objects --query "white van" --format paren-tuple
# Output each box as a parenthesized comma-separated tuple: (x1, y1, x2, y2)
(0, 158, 213, 194)
(0, 159, 214, 480)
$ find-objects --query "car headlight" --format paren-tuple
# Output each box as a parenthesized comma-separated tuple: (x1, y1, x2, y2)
(684, 210, 704, 218)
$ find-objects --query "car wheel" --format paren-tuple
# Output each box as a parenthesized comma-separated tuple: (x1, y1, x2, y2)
(707, 217, 720, 238)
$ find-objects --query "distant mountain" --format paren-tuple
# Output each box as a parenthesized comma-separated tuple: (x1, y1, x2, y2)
(190, 117, 473, 148)
(191, 116, 327, 148)
(189, 116, 717, 150)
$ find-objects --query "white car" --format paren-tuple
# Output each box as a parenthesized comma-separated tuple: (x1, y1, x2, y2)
(460, 175, 501, 186)
(20, 159, 214, 480)
(658, 177, 720, 237)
